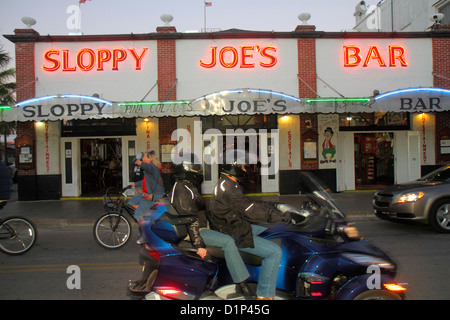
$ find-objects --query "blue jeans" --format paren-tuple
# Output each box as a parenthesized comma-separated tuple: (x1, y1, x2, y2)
(200, 225, 282, 297)
(128, 193, 164, 219)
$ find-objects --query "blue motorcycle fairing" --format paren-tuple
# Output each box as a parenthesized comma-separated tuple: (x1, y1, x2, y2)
(141, 203, 185, 256)
(334, 273, 402, 300)
(152, 254, 218, 299)
(259, 222, 394, 263)
(151, 220, 181, 244)
(252, 223, 398, 298)
(139, 204, 402, 300)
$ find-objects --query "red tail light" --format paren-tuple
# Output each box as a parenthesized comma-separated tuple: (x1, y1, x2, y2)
(157, 288, 182, 296)
(144, 244, 160, 261)
(155, 287, 195, 300)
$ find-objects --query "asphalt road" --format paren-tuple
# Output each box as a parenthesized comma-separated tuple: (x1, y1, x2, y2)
(0, 216, 449, 300)
(0, 222, 143, 300)
(347, 215, 450, 300)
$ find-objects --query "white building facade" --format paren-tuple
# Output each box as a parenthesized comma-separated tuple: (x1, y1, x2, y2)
(2, 20, 450, 200)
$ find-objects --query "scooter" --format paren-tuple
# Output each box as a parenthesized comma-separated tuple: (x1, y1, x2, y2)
(128, 172, 407, 300)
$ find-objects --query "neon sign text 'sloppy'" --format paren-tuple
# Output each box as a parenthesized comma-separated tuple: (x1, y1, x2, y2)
(200, 45, 277, 69)
(343, 45, 408, 68)
(42, 48, 149, 72)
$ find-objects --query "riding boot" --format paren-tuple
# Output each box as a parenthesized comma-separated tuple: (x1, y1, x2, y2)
(136, 219, 146, 245)
(136, 234, 146, 245)
(236, 281, 257, 300)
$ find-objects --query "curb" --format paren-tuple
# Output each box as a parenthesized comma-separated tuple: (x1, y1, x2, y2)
(32, 219, 96, 228)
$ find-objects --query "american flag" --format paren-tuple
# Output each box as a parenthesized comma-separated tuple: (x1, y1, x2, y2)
(204, 1, 212, 7)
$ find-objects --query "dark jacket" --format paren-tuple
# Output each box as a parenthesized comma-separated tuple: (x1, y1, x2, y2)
(208, 174, 290, 248)
(170, 180, 207, 248)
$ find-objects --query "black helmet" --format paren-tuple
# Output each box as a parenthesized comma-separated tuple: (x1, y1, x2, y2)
(220, 162, 247, 178)
(173, 153, 203, 184)
(220, 149, 257, 178)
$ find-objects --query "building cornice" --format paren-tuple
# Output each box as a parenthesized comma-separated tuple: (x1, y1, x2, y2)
(3, 28, 450, 44)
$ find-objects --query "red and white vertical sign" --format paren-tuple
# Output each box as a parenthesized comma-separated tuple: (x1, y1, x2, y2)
(45, 122, 50, 173)
(422, 114, 427, 163)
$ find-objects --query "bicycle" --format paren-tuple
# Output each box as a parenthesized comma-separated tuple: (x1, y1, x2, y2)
(93, 186, 138, 249)
(0, 200, 37, 255)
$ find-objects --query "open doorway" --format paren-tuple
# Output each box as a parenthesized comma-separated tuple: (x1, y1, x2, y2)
(201, 114, 278, 194)
(222, 134, 261, 194)
(354, 133, 394, 189)
(80, 138, 122, 196)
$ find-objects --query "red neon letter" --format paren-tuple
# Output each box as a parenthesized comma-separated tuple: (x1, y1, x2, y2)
(260, 46, 277, 68)
(77, 48, 96, 71)
(62, 50, 76, 71)
(363, 45, 386, 67)
(240, 46, 254, 68)
(43, 50, 60, 71)
(97, 49, 112, 71)
(128, 48, 148, 70)
(389, 46, 407, 67)
(200, 46, 217, 68)
(112, 49, 127, 70)
(219, 46, 238, 68)
(343, 46, 362, 67)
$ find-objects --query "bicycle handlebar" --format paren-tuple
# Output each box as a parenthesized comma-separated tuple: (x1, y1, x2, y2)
(121, 185, 133, 193)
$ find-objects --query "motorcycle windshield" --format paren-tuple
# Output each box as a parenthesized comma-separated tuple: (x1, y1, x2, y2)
(298, 171, 346, 220)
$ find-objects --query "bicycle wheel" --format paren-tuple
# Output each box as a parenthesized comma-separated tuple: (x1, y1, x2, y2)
(0, 217, 37, 255)
(93, 212, 132, 249)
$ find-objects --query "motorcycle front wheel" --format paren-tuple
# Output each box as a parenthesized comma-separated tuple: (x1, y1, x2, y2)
(353, 289, 402, 300)
(93, 212, 132, 249)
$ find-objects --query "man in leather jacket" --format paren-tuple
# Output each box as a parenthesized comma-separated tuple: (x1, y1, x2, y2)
(169, 156, 208, 259)
(204, 161, 292, 300)
(208, 171, 291, 249)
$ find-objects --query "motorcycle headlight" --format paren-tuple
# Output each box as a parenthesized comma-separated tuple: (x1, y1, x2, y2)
(395, 192, 424, 203)
(342, 253, 395, 270)
(336, 225, 360, 240)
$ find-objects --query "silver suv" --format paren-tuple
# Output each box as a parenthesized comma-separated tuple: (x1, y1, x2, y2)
(373, 165, 450, 233)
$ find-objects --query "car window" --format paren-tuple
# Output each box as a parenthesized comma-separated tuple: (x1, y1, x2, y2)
(420, 166, 450, 182)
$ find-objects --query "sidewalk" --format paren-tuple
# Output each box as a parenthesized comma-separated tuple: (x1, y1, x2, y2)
(2, 184, 376, 228)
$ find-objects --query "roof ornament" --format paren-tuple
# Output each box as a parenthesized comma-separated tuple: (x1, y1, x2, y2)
(160, 14, 174, 26)
(298, 13, 311, 25)
(21, 17, 36, 29)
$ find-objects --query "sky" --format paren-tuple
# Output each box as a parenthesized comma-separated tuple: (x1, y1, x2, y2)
(0, 0, 382, 68)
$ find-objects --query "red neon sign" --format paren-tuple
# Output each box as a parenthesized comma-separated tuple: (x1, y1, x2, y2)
(219, 46, 239, 68)
(200, 45, 277, 69)
(42, 48, 149, 72)
(343, 45, 407, 68)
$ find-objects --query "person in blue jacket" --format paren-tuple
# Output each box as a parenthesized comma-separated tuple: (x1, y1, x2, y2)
(129, 151, 165, 244)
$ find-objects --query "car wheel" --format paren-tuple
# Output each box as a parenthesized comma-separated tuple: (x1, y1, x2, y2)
(429, 199, 450, 233)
